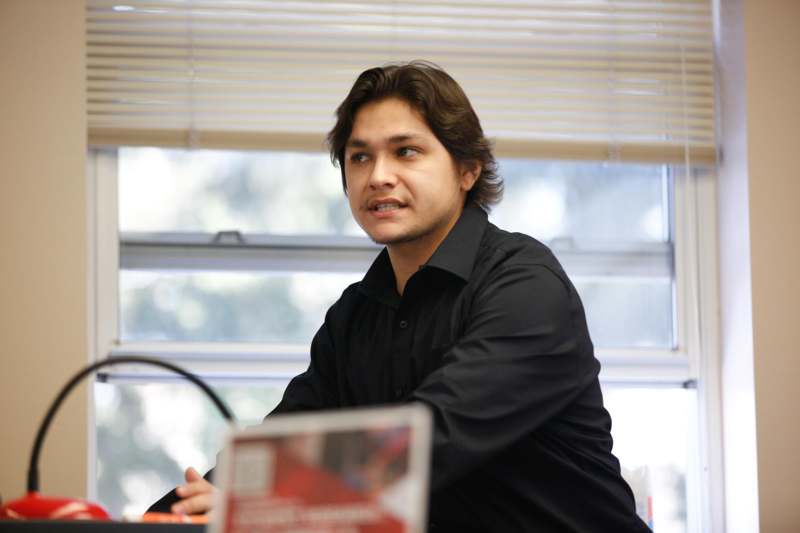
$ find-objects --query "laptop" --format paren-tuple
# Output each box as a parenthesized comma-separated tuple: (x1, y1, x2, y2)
(210, 404, 432, 533)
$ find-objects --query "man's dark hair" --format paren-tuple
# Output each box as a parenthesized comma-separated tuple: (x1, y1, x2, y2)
(327, 60, 502, 211)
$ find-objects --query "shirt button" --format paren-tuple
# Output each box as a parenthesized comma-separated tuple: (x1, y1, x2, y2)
(395, 387, 404, 398)
(399, 320, 408, 329)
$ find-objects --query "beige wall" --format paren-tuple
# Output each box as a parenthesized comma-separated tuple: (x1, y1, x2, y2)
(718, 0, 800, 530)
(745, 0, 800, 530)
(0, 0, 88, 500)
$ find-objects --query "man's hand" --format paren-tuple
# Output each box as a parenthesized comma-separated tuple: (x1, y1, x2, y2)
(171, 467, 218, 515)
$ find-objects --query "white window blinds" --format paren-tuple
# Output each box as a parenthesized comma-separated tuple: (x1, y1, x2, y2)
(87, 0, 716, 164)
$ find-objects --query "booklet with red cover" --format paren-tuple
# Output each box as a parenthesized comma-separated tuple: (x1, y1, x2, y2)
(211, 405, 432, 533)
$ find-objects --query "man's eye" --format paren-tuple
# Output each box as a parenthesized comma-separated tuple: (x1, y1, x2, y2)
(349, 153, 368, 163)
(398, 147, 419, 158)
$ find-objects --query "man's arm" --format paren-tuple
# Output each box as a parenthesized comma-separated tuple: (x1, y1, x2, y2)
(148, 307, 342, 515)
(269, 314, 342, 415)
(410, 263, 596, 491)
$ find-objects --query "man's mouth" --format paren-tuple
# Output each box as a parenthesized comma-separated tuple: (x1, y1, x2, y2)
(368, 200, 407, 212)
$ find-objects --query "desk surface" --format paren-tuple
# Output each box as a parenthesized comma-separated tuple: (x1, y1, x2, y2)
(0, 521, 204, 532)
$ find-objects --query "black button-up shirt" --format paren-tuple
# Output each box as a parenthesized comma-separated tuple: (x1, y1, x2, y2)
(271, 203, 650, 533)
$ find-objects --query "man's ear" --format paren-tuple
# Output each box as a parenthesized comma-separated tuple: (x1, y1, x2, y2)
(459, 162, 481, 192)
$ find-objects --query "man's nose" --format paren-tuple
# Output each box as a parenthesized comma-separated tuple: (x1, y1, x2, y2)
(368, 155, 397, 189)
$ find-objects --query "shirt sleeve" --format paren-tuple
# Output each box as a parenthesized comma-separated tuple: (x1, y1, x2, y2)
(269, 306, 342, 415)
(409, 262, 597, 491)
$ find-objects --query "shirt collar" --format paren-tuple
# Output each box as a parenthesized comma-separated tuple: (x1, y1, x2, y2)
(359, 203, 488, 304)
(359, 248, 399, 307)
(424, 202, 488, 281)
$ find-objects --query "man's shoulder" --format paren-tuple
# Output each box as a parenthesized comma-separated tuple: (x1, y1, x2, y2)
(322, 280, 366, 322)
(472, 222, 578, 299)
(479, 222, 561, 269)
(333, 280, 364, 306)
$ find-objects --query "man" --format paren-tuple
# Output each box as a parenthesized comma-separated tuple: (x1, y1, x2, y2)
(155, 61, 651, 532)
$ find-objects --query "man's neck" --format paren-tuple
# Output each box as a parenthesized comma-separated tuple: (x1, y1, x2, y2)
(386, 242, 430, 296)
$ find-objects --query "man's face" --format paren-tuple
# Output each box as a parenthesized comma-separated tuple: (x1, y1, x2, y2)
(344, 97, 478, 251)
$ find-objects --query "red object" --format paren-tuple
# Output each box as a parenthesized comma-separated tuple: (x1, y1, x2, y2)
(0, 492, 110, 521)
(1, 356, 232, 523)
(224, 446, 404, 533)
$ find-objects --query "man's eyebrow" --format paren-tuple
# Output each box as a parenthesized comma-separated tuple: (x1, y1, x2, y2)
(387, 133, 424, 144)
(346, 138, 368, 148)
(345, 133, 425, 149)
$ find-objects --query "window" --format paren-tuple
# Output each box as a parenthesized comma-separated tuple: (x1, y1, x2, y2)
(90, 147, 714, 533)
(86, 1, 719, 530)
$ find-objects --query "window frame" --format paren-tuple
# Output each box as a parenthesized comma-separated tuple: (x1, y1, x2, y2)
(87, 146, 723, 531)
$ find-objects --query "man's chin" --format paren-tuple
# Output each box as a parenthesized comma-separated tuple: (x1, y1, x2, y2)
(367, 230, 422, 246)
